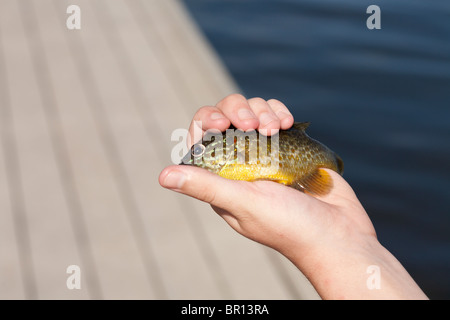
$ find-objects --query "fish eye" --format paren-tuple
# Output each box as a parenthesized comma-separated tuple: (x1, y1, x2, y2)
(191, 144, 206, 157)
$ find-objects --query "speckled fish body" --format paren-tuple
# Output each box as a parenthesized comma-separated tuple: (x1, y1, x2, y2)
(180, 122, 344, 195)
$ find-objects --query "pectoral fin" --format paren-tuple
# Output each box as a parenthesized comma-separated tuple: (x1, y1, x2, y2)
(291, 168, 333, 196)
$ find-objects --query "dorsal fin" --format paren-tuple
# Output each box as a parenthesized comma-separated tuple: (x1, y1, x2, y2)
(292, 122, 310, 131)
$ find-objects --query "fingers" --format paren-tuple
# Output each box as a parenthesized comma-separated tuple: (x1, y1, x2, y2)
(188, 94, 294, 143)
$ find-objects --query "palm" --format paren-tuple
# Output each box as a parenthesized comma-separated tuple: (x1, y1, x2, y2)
(210, 170, 376, 255)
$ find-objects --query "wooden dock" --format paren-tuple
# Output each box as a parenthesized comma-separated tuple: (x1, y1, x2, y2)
(0, 0, 319, 299)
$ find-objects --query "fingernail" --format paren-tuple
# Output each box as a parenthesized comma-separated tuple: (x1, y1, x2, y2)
(238, 108, 255, 120)
(163, 171, 186, 189)
(210, 112, 225, 120)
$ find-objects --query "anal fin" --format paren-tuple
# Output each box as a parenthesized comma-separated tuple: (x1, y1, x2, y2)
(291, 168, 333, 196)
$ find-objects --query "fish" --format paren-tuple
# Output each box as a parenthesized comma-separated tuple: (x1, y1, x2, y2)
(179, 122, 344, 196)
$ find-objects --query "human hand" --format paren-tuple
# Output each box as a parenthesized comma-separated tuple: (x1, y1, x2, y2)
(159, 94, 427, 300)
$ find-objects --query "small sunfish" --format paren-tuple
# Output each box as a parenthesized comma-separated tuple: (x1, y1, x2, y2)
(180, 122, 344, 196)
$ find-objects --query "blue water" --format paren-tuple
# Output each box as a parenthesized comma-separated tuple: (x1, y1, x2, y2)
(183, 0, 450, 299)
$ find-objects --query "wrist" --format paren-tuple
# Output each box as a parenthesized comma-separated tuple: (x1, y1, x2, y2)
(286, 236, 428, 299)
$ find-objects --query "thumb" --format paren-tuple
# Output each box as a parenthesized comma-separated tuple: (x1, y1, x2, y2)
(159, 165, 249, 213)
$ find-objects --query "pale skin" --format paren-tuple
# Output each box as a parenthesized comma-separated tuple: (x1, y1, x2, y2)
(159, 94, 428, 300)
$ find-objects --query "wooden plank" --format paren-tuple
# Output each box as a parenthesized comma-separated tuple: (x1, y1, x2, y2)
(161, 0, 240, 99)
(0, 0, 91, 299)
(128, 0, 238, 109)
(75, 0, 228, 298)
(45, 0, 162, 299)
(0, 132, 26, 299)
(0, 23, 27, 298)
(86, 0, 198, 137)
(0, 135, 25, 300)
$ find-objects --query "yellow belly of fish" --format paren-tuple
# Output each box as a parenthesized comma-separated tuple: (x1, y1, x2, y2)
(218, 164, 295, 185)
